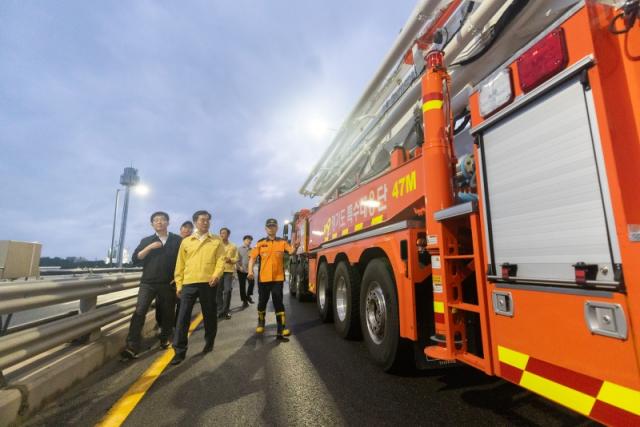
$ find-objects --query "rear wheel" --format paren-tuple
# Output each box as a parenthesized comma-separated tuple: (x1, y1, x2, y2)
(333, 261, 361, 339)
(316, 262, 333, 323)
(296, 263, 311, 302)
(289, 262, 298, 297)
(360, 258, 412, 372)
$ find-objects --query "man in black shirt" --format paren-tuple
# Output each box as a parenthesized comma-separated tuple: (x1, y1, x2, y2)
(121, 211, 182, 359)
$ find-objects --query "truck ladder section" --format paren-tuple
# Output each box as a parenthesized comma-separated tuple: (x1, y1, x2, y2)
(421, 51, 492, 374)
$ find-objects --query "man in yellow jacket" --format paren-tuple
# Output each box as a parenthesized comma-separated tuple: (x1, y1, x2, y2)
(171, 210, 226, 365)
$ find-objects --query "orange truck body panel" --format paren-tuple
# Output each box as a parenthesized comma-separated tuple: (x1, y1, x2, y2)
(306, 156, 425, 251)
(468, 3, 640, 424)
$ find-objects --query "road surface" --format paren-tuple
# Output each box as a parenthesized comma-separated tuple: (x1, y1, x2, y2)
(26, 283, 595, 426)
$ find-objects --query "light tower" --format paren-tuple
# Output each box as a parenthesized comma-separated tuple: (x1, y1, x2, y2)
(116, 167, 140, 267)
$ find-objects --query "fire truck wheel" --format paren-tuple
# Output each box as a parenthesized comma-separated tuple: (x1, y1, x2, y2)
(295, 263, 311, 302)
(360, 258, 409, 372)
(316, 262, 333, 322)
(332, 261, 362, 339)
(289, 263, 298, 297)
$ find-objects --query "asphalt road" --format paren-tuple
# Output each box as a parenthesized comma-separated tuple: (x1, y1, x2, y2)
(26, 284, 597, 426)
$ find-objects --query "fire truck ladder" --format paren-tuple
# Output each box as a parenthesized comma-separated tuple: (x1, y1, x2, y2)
(420, 50, 492, 374)
(426, 202, 493, 374)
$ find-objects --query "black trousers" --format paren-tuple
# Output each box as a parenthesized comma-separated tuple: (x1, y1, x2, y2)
(257, 281, 285, 313)
(173, 283, 217, 356)
(155, 286, 179, 326)
(237, 271, 253, 302)
(127, 282, 175, 353)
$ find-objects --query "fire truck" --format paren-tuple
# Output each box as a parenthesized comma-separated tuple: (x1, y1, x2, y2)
(287, 0, 640, 424)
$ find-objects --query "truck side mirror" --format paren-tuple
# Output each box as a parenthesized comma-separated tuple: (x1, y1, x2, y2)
(283, 224, 289, 241)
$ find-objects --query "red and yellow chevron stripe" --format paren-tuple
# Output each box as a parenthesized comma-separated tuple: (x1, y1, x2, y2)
(498, 345, 640, 425)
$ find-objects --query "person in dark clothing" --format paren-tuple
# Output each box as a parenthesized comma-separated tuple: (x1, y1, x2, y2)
(163, 220, 194, 327)
(121, 211, 182, 359)
(236, 235, 254, 307)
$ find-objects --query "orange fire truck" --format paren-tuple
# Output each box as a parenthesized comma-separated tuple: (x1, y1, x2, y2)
(288, 0, 639, 424)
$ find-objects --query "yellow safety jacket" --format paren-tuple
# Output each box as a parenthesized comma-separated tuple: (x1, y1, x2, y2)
(174, 232, 226, 291)
(221, 241, 239, 273)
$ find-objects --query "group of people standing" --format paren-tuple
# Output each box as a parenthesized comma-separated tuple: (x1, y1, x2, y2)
(121, 210, 298, 366)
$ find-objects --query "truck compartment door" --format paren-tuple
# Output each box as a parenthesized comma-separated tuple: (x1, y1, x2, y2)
(479, 78, 620, 289)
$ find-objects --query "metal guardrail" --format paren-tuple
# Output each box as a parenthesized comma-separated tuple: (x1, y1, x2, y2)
(0, 272, 142, 377)
(0, 273, 142, 314)
(40, 267, 142, 277)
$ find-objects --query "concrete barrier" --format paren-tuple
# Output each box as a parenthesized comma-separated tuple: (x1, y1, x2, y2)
(0, 311, 157, 427)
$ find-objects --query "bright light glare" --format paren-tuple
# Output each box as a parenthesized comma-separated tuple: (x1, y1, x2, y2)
(284, 219, 291, 225)
(311, 230, 324, 236)
(360, 199, 380, 208)
(134, 184, 150, 196)
(306, 117, 330, 139)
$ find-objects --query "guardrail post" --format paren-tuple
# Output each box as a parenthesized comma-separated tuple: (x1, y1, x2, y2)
(0, 313, 12, 337)
(76, 296, 101, 343)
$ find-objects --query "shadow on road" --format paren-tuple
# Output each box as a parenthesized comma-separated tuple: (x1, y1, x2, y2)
(286, 289, 595, 426)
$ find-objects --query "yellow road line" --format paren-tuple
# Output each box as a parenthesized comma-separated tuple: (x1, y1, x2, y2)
(96, 313, 204, 427)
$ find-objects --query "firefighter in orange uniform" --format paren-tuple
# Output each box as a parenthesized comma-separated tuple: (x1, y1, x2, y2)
(247, 218, 299, 339)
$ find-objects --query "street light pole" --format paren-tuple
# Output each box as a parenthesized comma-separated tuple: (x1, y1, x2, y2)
(108, 189, 121, 267)
(116, 167, 140, 268)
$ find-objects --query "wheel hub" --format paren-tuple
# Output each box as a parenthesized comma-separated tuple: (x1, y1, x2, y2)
(365, 282, 386, 344)
(318, 274, 326, 309)
(335, 276, 347, 322)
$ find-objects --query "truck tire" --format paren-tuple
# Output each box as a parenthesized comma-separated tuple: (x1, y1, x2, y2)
(333, 261, 361, 339)
(359, 258, 412, 372)
(296, 263, 311, 302)
(316, 262, 333, 323)
(289, 262, 298, 297)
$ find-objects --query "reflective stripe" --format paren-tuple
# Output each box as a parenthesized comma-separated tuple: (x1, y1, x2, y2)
(520, 371, 596, 416)
(341, 228, 349, 236)
(497, 345, 640, 422)
(354, 223, 364, 231)
(371, 215, 384, 225)
(422, 92, 443, 102)
(597, 381, 640, 416)
(498, 345, 529, 370)
(422, 100, 443, 112)
(433, 301, 444, 314)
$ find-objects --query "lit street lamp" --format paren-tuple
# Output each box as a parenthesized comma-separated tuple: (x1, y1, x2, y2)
(134, 184, 150, 196)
